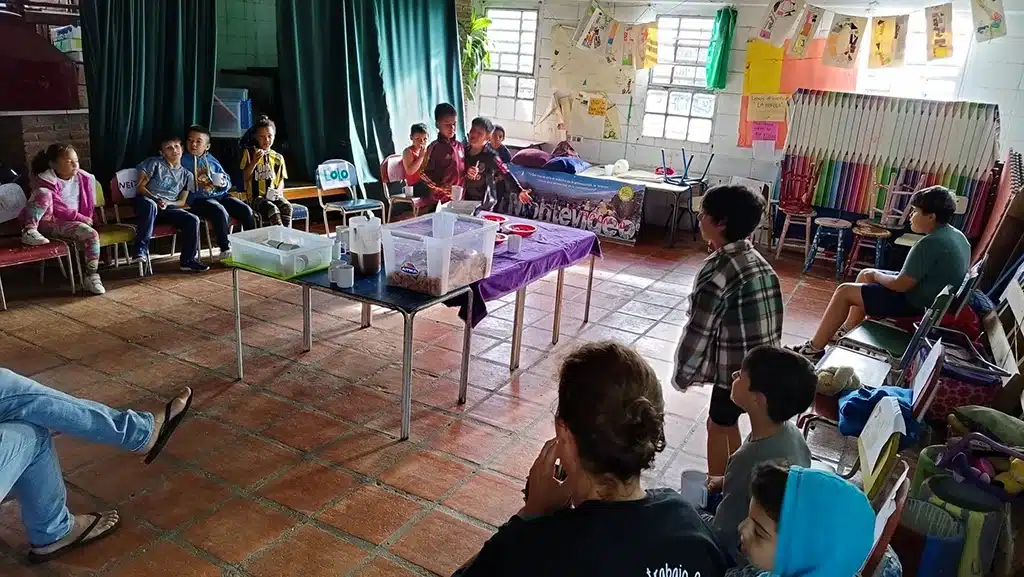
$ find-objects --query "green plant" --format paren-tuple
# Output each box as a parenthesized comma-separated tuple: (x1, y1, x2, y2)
(461, 10, 492, 102)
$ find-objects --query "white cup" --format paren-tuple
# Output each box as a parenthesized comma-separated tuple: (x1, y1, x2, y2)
(211, 172, 228, 187)
(403, 185, 414, 197)
(451, 185, 464, 201)
(603, 164, 614, 176)
(680, 470, 709, 508)
(507, 234, 522, 254)
(338, 264, 355, 288)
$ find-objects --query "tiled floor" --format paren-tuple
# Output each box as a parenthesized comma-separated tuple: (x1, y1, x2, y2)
(0, 237, 837, 576)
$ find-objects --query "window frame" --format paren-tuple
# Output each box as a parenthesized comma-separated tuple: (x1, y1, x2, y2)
(477, 7, 539, 123)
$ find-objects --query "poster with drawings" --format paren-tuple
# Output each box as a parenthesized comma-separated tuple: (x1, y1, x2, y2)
(616, 24, 637, 67)
(823, 14, 868, 69)
(868, 15, 908, 69)
(788, 5, 824, 57)
(926, 3, 954, 60)
(552, 25, 635, 95)
(574, 3, 616, 51)
(756, 0, 805, 47)
(971, 0, 1007, 42)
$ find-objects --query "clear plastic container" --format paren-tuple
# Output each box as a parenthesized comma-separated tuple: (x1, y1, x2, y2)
(215, 87, 249, 101)
(381, 212, 498, 296)
(229, 225, 333, 278)
(211, 98, 253, 138)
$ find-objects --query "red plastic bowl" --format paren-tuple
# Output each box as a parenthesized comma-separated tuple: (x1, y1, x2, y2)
(482, 214, 509, 224)
(504, 223, 537, 237)
(495, 233, 508, 245)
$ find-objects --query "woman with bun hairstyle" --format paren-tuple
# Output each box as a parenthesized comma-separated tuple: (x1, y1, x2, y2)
(455, 341, 730, 577)
(20, 144, 106, 295)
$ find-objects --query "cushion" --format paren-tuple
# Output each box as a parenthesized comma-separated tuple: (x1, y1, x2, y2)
(511, 148, 550, 168)
(542, 156, 592, 174)
(291, 204, 309, 219)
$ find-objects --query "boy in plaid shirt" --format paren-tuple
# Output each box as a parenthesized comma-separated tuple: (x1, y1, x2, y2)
(673, 184, 783, 477)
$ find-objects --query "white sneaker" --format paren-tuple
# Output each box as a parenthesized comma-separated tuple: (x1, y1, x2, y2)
(21, 229, 49, 246)
(84, 273, 106, 295)
(220, 249, 231, 261)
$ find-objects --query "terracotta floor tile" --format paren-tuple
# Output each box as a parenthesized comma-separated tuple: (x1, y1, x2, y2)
(436, 330, 500, 355)
(633, 335, 678, 362)
(488, 436, 545, 480)
(577, 323, 639, 346)
(207, 392, 296, 431)
(412, 345, 466, 377)
(123, 470, 233, 530)
(76, 343, 163, 376)
(318, 428, 412, 476)
(468, 394, 546, 433)
(319, 484, 422, 544)
(365, 405, 455, 442)
(661, 308, 690, 325)
(497, 372, 558, 407)
(318, 384, 395, 423)
(478, 342, 546, 370)
(264, 409, 352, 451)
(662, 385, 710, 420)
(258, 461, 356, 514)
(428, 420, 513, 464)
(65, 453, 174, 504)
(245, 524, 367, 577)
(183, 499, 297, 564)
(271, 339, 345, 366)
(414, 378, 488, 414)
(598, 311, 661, 335)
(0, 344, 65, 377)
(443, 471, 523, 526)
(46, 517, 154, 572)
(354, 556, 419, 577)
(318, 349, 392, 382)
(391, 511, 492, 576)
(462, 358, 513, 391)
(472, 315, 515, 338)
(198, 434, 301, 488)
(164, 416, 243, 462)
(634, 290, 685, 308)
(51, 434, 121, 472)
(645, 322, 684, 342)
(380, 450, 472, 501)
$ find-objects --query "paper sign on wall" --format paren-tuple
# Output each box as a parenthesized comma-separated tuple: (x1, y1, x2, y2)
(926, 4, 955, 60)
(788, 6, 824, 58)
(588, 97, 608, 116)
(756, 0, 805, 47)
(748, 94, 788, 121)
(575, 4, 616, 50)
(617, 24, 637, 67)
(751, 121, 780, 141)
(637, 23, 658, 69)
(743, 39, 784, 94)
(971, 0, 1007, 42)
(824, 14, 868, 69)
(868, 15, 908, 69)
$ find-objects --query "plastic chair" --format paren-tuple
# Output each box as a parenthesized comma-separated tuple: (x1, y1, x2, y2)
(69, 179, 135, 285)
(775, 161, 820, 261)
(109, 169, 178, 276)
(316, 159, 386, 235)
(381, 154, 431, 221)
(0, 183, 75, 309)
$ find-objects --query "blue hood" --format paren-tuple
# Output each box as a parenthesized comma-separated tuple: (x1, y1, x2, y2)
(183, 151, 232, 201)
(768, 467, 875, 577)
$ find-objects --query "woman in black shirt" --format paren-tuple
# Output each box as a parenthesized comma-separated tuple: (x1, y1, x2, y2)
(454, 341, 731, 577)
(464, 117, 531, 211)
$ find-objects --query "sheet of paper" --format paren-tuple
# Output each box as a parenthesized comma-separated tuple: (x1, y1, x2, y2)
(575, 4, 616, 50)
(588, 97, 608, 116)
(603, 104, 621, 140)
(911, 339, 944, 408)
(748, 94, 788, 121)
(926, 4, 955, 60)
(756, 0, 805, 47)
(636, 23, 658, 69)
(753, 140, 777, 160)
(751, 121, 780, 141)
(788, 6, 824, 57)
(823, 14, 868, 69)
(743, 39, 784, 94)
(859, 397, 906, 474)
(868, 15, 908, 69)
(873, 493, 897, 546)
(971, 0, 1007, 42)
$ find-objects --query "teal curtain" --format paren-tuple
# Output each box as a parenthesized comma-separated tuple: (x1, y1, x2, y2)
(705, 7, 736, 91)
(82, 0, 217, 182)
(374, 0, 465, 145)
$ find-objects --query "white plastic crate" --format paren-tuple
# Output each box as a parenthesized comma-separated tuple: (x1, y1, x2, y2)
(229, 226, 333, 278)
(381, 212, 498, 296)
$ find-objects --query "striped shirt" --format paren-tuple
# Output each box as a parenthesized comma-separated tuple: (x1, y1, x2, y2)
(240, 148, 287, 202)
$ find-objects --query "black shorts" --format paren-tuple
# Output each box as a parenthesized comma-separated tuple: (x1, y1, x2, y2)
(709, 385, 745, 427)
(861, 283, 923, 318)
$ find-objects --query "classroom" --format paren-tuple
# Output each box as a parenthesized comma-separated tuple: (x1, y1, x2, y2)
(1, 0, 1024, 576)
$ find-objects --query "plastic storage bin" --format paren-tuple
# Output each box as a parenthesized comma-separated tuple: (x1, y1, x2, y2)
(382, 212, 498, 296)
(229, 225, 333, 278)
(215, 87, 249, 101)
(211, 97, 253, 138)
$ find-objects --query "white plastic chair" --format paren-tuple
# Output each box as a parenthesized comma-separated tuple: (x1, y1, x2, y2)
(316, 159, 386, 235)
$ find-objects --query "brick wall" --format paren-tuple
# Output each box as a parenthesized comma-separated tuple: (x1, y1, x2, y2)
(0, 112, 91, 176)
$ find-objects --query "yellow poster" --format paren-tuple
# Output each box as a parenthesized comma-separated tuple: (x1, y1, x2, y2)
(926, 4, 954, 60)
(588, 97, 608, 116)
(868, 15, 908, 69)
(748, 94, 789, 121)
(636, 23, 658, 70)
(743, 39, 784, 94)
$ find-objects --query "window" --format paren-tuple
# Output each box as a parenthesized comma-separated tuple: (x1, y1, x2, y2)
(642, 16, 716, 143)
(477, 8, 538, 122)
(856, 10, 971, 101)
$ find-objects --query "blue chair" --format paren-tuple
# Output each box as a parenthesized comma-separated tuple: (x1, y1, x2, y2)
(316, 159, 387, 235)
(290, 203, 310, 232)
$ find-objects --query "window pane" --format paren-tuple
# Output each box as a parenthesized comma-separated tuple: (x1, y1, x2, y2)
(642, 113, 666, 138)
(692, 93, 715, 118)
(672, 66, 696, 84)
(490, 18, 521, 31)
(496, 97, 516, 119)
(659, 17, 679, 31)
(479, 96, 497, 117)
(487, 9, 522, 19)
(515, 99, 534, 122)
(491, 30, 520, 43)
(500, 54, 519, 71)
(521, 41, 535, 55)
(518, 78, 536, 99)
(479, 74, 499, 97)
(697, 48, 710, 64)
(498, 76, 516, 97)
(658, 43, 676, 62)
(668, 91, 692, 115)
(519, 56, 533, 73)
(646, 89, 668, 114)
(688, 118, 713, 143)
(694, 67, 707, 86)
(665, 116, 689, 140)
(651, 65, 673, 84)
(675, 46, 698, 63)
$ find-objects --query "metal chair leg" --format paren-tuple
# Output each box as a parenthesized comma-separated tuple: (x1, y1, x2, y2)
(322, 210, 331, 238)
(0, 275, 6, 310)
(39, 260, 45, 284)
(204, 225, 214, 261)
(67, 253, 76, 295)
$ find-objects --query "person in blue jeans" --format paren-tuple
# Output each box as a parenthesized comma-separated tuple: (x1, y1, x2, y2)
(0, 369, 192, 563)
(183, 124, 255, 260)
(134, 135, 208, 272)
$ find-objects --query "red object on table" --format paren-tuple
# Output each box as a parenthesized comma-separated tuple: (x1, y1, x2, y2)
(482, 214, 509, 224)
(503, 223, 537, 237)
(495, 232, 508, 245)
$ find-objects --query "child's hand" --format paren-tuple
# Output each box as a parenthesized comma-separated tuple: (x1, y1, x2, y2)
(467, 165, 480, 180)
(519, 189, 533, 204)
(707, 475, 724, 493)
(157, 199, 168, 210)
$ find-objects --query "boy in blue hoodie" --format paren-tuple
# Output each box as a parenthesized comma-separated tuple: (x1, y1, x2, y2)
(734, 462, 875, 577)
(184, 125, 255, 259)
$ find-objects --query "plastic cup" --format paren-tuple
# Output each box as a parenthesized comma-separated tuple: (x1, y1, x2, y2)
(403, 185, 414, 197)
(679, 470, 709, 508)
(451, 185, 464, 201)
(603, 164, 614, 176)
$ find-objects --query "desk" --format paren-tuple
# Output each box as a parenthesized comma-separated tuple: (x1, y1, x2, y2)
(228, 260, 473, 440)
(579, 167, 696, 247)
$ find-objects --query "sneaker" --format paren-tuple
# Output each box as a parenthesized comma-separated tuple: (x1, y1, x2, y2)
(830, 325, 851, 344)
(180, 260, 210, 273)
(131, 250, 148, 264)
(84, 273, 106, 295)
(788, 341, 825, 362)
(21, 228, 49, 246)
(219, 249, 231, 261)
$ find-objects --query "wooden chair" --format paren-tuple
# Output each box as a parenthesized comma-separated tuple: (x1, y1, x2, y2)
(859, 171, 925, 230)
(775, 161, 820, 261)
(380, 154, 431, 220)
(109, 169, 178, 276)
(844, 224, 891, 278)
(316, 159, 386, 235)
(895, 194, 969, 250)
(0, 183, 75, 309)
(804, 216, 853, 280)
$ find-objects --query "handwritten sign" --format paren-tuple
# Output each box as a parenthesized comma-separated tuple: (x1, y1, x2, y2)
(748, 94, 788, 122)
(587, 97, 608, 116)
(751, 121, 779, 141)
(926, 4, 954, 60)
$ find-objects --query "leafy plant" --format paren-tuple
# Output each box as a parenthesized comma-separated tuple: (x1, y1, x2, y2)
(461, 10, 492, 102)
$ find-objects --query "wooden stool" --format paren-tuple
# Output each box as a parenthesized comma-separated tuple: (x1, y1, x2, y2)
(775, 208, 816, 261)
(804, 217, 852, 280)
(845, 225, 891, 278)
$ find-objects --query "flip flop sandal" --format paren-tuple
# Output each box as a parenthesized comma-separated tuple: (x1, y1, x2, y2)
(144, 388, 194, 464)
(27, 512, 121, 564)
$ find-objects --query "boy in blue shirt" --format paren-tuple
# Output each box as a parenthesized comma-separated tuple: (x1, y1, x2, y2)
(183, 124, 255, 260)
(134, 135, 208, 272)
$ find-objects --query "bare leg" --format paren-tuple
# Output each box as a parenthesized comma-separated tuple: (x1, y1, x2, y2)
(810, 283, 866, 349)
(706, 420, 741, 476)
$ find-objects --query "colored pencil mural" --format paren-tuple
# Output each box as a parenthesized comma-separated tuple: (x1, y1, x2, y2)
(783, 90, 1001, 238)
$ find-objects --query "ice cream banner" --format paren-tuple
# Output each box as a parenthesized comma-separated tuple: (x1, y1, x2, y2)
(868, 15, 908, 69)
(756, 0, 805, 47)
(823, 14, 868, 69)
(504, 167, 646, 244)
(971, 0, 1007, 42)
(926, 4, 954, 60)
(788, 6, 824, 58)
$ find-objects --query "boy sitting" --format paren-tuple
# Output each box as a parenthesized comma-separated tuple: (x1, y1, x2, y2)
(673, 185, 784, 478)
(402, 123, 429, 185)
(416, 102, 464, 203)
(791, 185, 971, 360)
(134, 135, 208, 272)
(183, 124, 255, 259)
(708, 346, 816, 560)
(733, 462, 874, 576)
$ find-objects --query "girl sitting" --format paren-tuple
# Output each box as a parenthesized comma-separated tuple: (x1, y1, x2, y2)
(20, 144, 105, 295)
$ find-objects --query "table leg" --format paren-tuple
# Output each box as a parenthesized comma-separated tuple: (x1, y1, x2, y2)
(552, 268, 565, 345)
(459, 290, 473, 404)
(583, 255, 595, 324)
(232, 268, 244, 381)
(400, 312, 415, 440)
(509, 287, 527, 372)
(302, 285, 312, 352)
(361, 303, 372, 328)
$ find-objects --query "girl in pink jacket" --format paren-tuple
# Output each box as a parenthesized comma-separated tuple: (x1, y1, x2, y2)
(21, 143, 105, 295)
